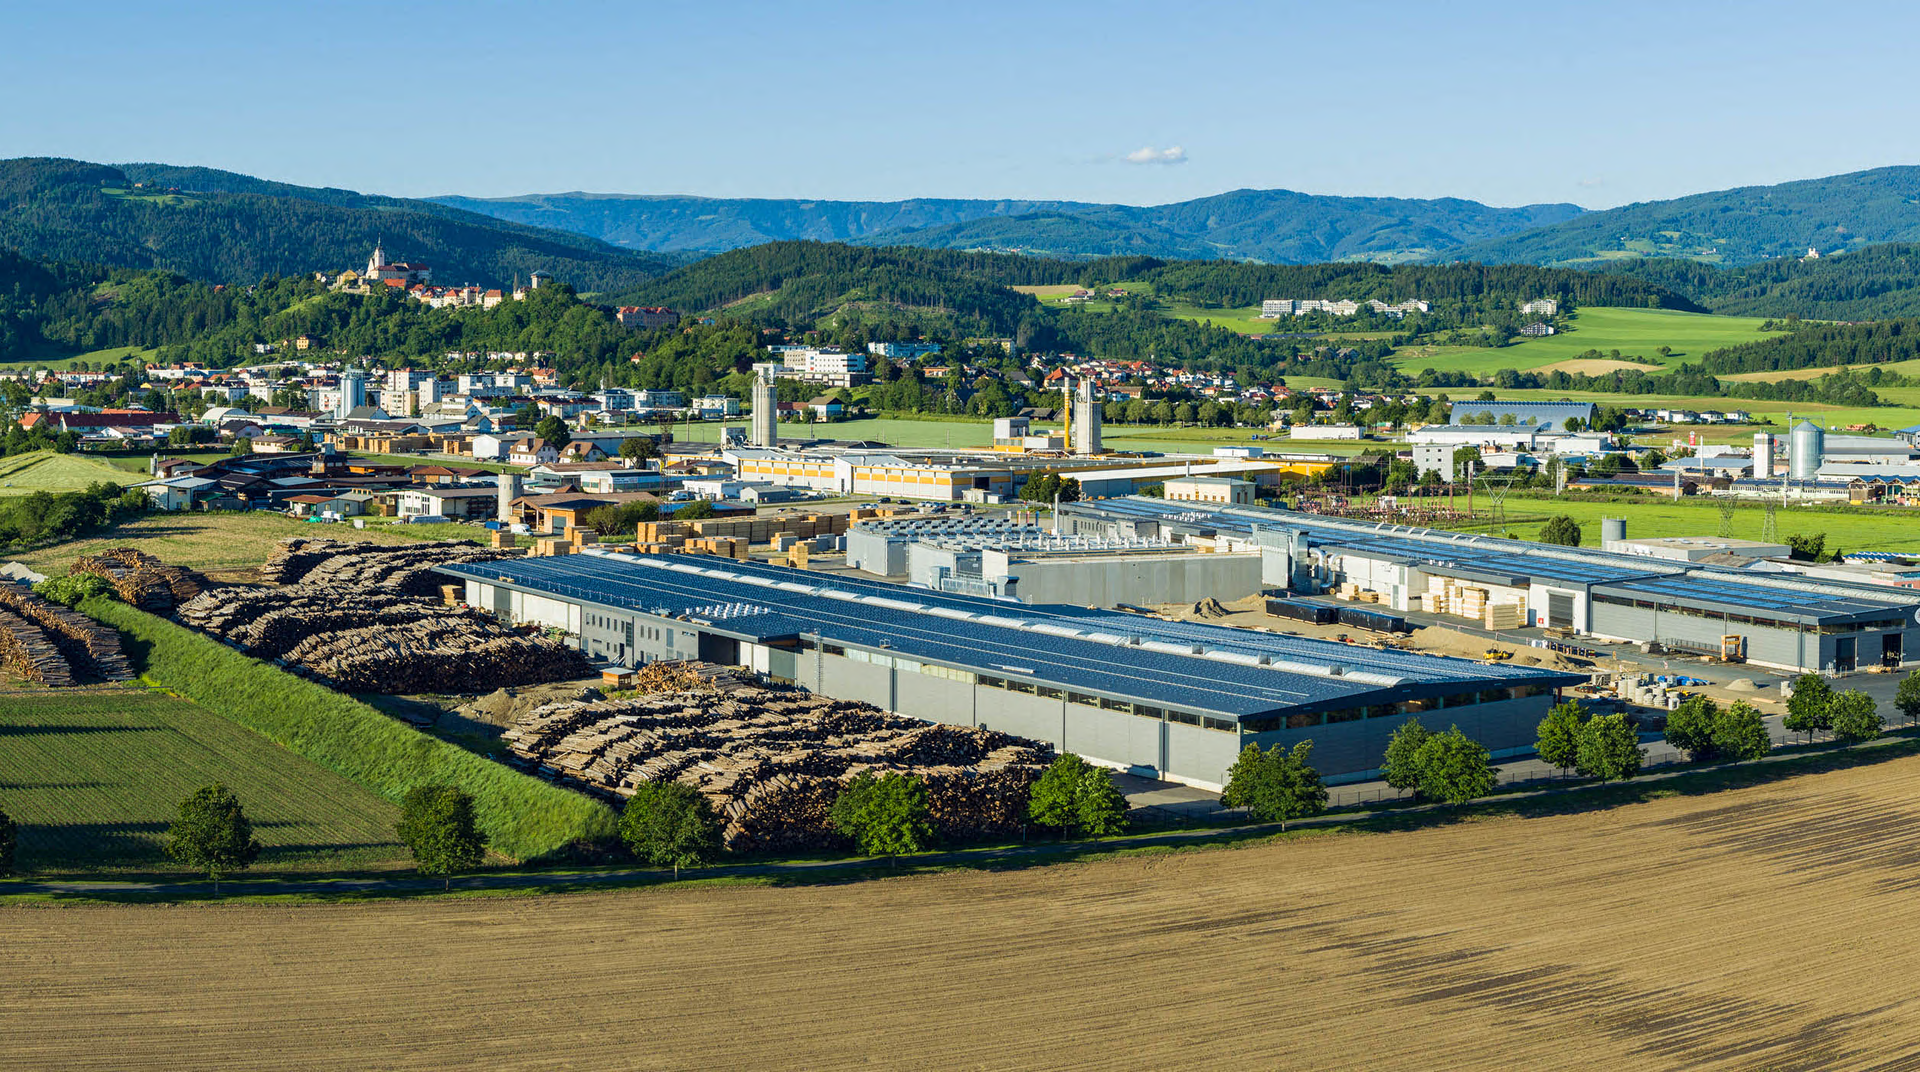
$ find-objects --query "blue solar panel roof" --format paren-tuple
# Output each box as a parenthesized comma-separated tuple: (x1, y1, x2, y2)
(1593, 574, 1917, 625)
(440, 554, 1582, 722)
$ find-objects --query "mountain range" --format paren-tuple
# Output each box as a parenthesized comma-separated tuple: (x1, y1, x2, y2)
(430, 189, 1586, 264)
(437, 167, 1920, 270)
(0, 159, 686, 293)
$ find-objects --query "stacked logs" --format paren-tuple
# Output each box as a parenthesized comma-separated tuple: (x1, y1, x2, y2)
(175, 573, 588, 694)
(0, 586, 133, 682)
(502, 688, 1053, 852)
(69, 548, 206, 612)
(0, 606, 75, 686)
(258, 538, 513, 595)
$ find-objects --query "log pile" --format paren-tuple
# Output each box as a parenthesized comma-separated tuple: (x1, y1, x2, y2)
(502, 688, 1053, 852)
(69, 548, 207, 612)
(0, 586, 134, 682)
(0, 606, 75, 686)
(258, 538, 514, 595)
(174, 585, 589, 693)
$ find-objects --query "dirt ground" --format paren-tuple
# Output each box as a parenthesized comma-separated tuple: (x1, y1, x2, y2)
(11, 751, 1920, 1070)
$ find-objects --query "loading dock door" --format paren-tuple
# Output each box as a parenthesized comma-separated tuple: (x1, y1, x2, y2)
(1886, 633, 1905, 667)
(1836, 636, 1857, 674)
(1547, 592, 1575, 629)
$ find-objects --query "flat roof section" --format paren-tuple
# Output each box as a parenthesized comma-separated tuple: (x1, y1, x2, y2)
(1593, 573, 1915, 626)
(441, 554, 1582, 722)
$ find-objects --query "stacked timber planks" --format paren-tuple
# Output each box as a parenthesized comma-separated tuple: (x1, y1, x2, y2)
(0, 586, 133, 682)
(503, 687, 1053, 852)
(0, 605, 75, 686)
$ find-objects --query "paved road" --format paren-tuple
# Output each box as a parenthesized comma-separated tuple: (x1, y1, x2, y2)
(11, 731, 1914, 901)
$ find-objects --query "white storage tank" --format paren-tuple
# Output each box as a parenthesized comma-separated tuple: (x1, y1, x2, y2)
(1789, 420, 1825, 480)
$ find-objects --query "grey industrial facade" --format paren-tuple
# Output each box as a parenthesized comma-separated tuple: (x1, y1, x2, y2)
(439, 553, 1582, 788)
(1060, 497, 1920, 674)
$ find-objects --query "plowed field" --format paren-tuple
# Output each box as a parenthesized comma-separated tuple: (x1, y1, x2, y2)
(11, 752, 1920, 1069)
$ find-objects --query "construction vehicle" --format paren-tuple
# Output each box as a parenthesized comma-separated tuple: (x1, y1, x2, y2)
(1482, 648, 1513, 662)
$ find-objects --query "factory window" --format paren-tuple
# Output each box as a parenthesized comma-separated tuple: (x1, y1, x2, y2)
(1035, 685, 1063, 700)
(1404, 696, 1440, 712)
(1241, 715, 1281, 733)
(1478, 688, 1509, 705)
(1286, 711, 1323, 729)
(1006, 680, 1036, 695)
(823, 643, 845, 657)
(894, 658, 924, 675)
(1133, 704, 1164, 721)
(1067, 692, 1099, 707)
(1444, 692, 1476, 708)
(1202, 717, 1236, 733)
(800, 639, 817, 652)
(1099, 696, 1129, 712)
(1366, 703, 1399, 720)
(1325, 708, 1362, 724)
(1168, 710, 1202, 727)
(977, 675, 1005, 690)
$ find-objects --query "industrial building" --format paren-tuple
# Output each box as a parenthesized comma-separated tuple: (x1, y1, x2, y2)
(844, 514, 1262, 605)
(1060, 497, 1920, 674)
(439, 552, 1583, 787)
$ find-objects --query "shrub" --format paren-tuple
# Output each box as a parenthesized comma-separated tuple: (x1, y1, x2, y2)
(34, 571, 115, 607)
(80, 598, 617, 861)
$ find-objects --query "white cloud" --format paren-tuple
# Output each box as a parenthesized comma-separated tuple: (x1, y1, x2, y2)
(1576, 177, 1605, 188)
(1123, 145, 1187, 166)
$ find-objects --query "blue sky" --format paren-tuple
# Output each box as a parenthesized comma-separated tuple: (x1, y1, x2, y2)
(3, 0, 1916, 208)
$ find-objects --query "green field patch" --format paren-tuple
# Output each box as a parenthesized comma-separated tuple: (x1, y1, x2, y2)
(0, 687, 405, 875)
(0, 451, 145, 495)
(1392, 307, 1775, 376)
(1442, 494, 1920, 555)
(80, 598, 618, 861)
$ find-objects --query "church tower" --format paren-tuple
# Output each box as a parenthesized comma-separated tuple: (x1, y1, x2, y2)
(367, 240, 387, 275)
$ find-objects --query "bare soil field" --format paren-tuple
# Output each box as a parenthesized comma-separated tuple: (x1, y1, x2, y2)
(12, 751, 1920, 1070)
(1532, 357, 1662, 376)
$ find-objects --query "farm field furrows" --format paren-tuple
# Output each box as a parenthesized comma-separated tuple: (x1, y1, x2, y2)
(0, 687, 404, 874)
(14, 753, 1920, 1069)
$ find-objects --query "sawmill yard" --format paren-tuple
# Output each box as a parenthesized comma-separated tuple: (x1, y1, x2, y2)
(11, 745, 1920, 1070)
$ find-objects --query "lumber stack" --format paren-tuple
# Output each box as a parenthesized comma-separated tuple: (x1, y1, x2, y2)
(0, 586, 133, 682)
(502, 687, 1053, 852)
(69, 548, 208, 612)
(175, 585, 589, 693)
(259, 538, 516, 595)
(0, 605, 75, 686)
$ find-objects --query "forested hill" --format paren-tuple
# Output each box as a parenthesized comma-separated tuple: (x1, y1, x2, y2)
(1593, 243, 1920, 320)
(1444, 166, 1920, 267)
(434, 188, 1584, 263)
(0, 158, 686, 293)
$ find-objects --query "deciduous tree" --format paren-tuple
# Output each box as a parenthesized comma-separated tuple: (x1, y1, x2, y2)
(619, 781, 720, 878)
(1027, 754, 1129, 838)
(165, 784, 261, 892)
(1664, 694, 1722, 762)
(395, 784, 490, 889)
(831, 772, 935, 864)
(1381, 719, 1430, 796)
(1575, 714, 1643, 782)
(1538, 515, 1582, 547)
(1896, 671, 1920, 725)
(1712, 700, 1773, 762)
(1221, 741, 1328, 831)
(1784, 673, 1834, 741)
(1535, 700, 1586, 772)
(1413, 726, 1496, 805)
(1829, 689, 1883, 744)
